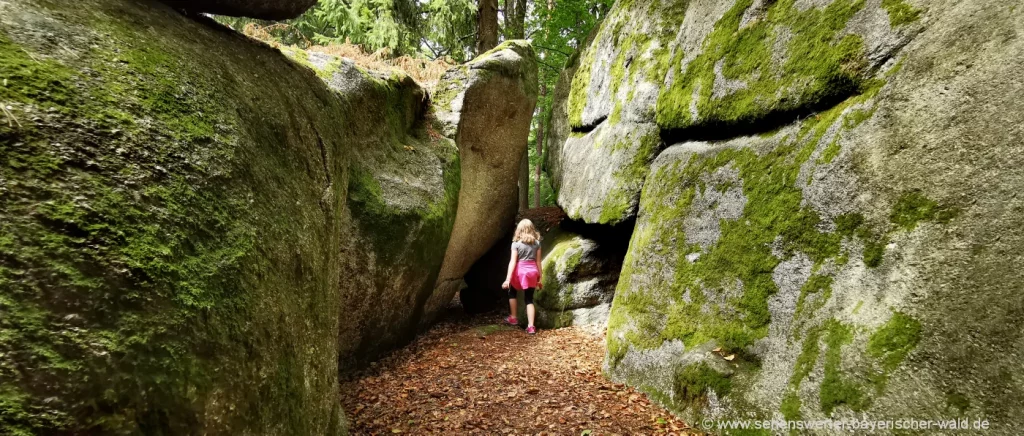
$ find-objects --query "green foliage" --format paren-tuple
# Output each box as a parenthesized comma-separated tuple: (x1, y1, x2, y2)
(216, 0, 477, 61)
(867, 312, 922, 371)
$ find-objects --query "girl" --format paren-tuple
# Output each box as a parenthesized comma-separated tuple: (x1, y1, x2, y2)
(502, 219, 543, 334)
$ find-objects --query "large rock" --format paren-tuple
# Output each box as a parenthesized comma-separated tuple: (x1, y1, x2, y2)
(550, 0, 1024, 430)
(551, 0, 915, 225)
(0, 0, 456, 433)
(159, 0, 317, 20)
(422, 40, 539, 324)
(528, 227, 623, 335)
(281, 49, 460, 369)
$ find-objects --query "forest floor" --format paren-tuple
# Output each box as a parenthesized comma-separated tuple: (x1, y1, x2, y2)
(339, 310, 696, 435)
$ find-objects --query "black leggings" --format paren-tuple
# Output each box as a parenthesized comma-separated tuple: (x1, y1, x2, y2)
(508, 288, 535, 305)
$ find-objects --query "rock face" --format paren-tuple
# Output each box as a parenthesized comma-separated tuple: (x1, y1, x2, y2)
(0, 0, 456, 433)
(281, 49, 460, 369)
(422, 40, 539, 324)
(159, 0, 317, 20)
(549, 0, 1024, 430)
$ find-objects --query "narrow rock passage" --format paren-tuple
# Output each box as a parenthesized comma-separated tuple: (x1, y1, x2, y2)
(339, 311, 693, 435)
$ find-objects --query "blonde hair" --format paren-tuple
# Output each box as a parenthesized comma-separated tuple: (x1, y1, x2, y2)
(513, 219, 541, 245)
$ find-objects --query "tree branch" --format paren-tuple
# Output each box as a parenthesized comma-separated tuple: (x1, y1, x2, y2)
(532, 44, 572, 56)
(536, 58, 562, 72)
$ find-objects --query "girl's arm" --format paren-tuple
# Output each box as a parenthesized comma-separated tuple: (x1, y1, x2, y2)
(502, 249, 519, 289)
(536, 247, 543, 288)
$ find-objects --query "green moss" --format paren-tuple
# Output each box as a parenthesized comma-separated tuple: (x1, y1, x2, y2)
(598, 128, 662, 225)
(567, 0, 684, 129)
(843, 107, 875, 128)
(0, 2, 463, 432)
(817, 136, 842, 164)
(610, 100, 623, 125)
(780, 392, 802, 421)
(0, 33, 75, 107)
(567, 44, 596, 127)
(880, 0, 923, 27)
(673, 362, 732, 406)
(945, 391, 970, 413)
(862, 237, 886, 267)
(598, 191, 632, 224)
(656, 0, 870, 129)
(536, 233, 583, 309)
(792, 326, 823, 388)
(794, 274, 833, 318)
(867, 312, 921, 371)
(889, 190, 957, 231)
(347, 146, 460, 267)
(820, 320, 867, 415)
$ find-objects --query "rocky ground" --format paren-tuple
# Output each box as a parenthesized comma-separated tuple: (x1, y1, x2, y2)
(339, 309, 693, 435)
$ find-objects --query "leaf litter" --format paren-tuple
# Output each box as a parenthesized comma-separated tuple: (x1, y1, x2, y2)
(340, 312, 696, 435)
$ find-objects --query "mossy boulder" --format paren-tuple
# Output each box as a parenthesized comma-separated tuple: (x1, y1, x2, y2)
(551, 122, 661, 225)
(552, 0, 916, 225)
(528, 227, 622, 334)
(279, 48, 460, 369)
(599, 0, 1024, 430)
(423, 40, 539, 324)
(159, 0, 317, 20)
(0, 0, 456, 433)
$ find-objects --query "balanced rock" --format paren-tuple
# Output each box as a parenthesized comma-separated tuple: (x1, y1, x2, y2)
(422, 40, 539, 324)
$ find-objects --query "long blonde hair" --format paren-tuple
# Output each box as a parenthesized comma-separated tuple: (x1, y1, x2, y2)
(513, 219, 541, 245)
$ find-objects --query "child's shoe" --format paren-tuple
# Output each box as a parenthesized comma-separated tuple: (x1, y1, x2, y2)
(526, 326, 537, 335)
(505, 316, 518, 326)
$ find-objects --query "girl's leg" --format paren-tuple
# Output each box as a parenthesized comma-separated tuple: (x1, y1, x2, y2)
(507, 288, 518, 320)
(524, 288, 536, 327)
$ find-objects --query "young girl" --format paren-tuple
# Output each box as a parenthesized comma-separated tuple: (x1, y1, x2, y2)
(502, 219, 543, 334)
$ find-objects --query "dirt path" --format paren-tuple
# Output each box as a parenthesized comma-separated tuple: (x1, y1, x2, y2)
(340, 312, 695, 435)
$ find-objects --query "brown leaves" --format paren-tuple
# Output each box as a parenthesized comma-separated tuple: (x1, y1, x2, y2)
(339, 314, 695, 435)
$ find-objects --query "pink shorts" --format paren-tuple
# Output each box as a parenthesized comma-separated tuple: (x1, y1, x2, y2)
(511, 260, 540, 290)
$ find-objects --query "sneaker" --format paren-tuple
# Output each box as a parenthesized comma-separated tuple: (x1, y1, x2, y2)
(526, 326, 537, 335)
(505, 316, 518, 325)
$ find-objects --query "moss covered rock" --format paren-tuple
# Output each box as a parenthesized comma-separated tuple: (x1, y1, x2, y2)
(598, 0, 1024, 430)
(423, 40, 539, 324)
(552, 0, 917, 225)
(279, 49, 460, 369)
(159, 0, 317, 20)
(0, 0, 456, 433)
(528, 227, 622, 334)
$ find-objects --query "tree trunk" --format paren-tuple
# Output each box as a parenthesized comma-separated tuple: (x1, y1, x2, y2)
(476, 0, 498, 54)
(504, 0, 527, 39)
(534, 84, 547, 208)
